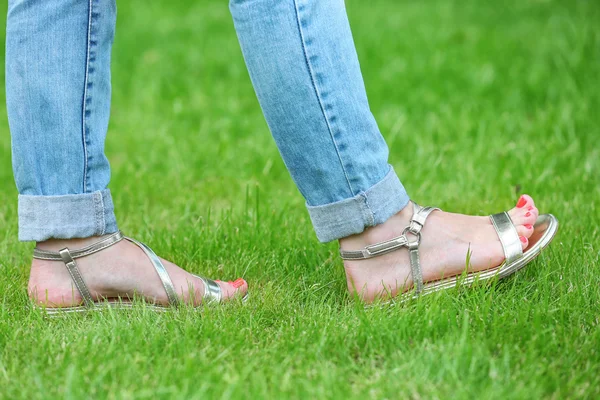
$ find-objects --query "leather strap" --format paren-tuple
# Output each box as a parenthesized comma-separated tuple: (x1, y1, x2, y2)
(339, 202, 440, 294)
(489, 212, 523, 264)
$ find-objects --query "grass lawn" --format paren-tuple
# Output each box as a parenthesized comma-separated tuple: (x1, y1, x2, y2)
(1, 0, 599, 398)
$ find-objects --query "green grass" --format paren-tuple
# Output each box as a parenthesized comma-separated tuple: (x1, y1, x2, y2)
(1, 0, 599, 398)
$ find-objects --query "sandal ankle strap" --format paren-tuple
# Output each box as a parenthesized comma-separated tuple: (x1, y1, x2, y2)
(32, 231, 125, 308)
(33, 231, 124, 260)
(339, 203, 438, 260)
(339, 202, 440, 294)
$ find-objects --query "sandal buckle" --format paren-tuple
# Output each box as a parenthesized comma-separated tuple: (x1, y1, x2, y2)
(402, 226, 421, 248)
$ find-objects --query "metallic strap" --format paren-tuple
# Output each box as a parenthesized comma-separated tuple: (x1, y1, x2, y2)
(340, 204, 525, 296)
(339, 202, 440, 294)
(489, 212, 523, 264)
(195, 275, 222, 304)
(59, 248, 95, 308)
(124, 237, 180, 307)
(408, 204, 438, 235)
(33, 231, 124, 260)
(407, 241, 423, 294)
(339, 235, 411, 260)
(339, 203, 439, 260)
(31, 230, 223, 307)
(32, 231, 125, 308)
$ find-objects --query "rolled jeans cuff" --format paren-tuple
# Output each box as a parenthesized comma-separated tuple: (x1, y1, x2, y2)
(307, 167, 410, 243)
(18, 189, 118, 242)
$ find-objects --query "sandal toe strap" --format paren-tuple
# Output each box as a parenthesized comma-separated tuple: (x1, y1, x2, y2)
(195, 275, 222, 304)
(489, 212, 523, 264)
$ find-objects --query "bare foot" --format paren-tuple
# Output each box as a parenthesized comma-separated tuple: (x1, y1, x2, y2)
(28, 236, 248, 307)
(340, 195, 539, 303)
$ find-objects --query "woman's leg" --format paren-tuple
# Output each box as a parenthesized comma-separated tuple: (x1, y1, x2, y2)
(230, 0, 539, 301)
(230, 0, 409, 243)
(7, 0, 246, 306)
(7, 0, 117, 240)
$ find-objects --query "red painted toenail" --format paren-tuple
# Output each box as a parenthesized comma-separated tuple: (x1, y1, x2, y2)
(528, 206, 534, 210)
(524, 224, 533, 229)
(520, 236, 527, 243)
(525, 212, 531, 217)
(232, 278, 245, 289)
(516, 196, 527, 208)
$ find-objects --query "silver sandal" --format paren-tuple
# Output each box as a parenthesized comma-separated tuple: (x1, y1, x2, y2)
(32, 231, 244, 314)
(340, 202, 559, 301)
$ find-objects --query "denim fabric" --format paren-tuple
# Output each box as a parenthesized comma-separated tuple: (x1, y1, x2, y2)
(306, 168, 409, 242)
(6, 0, 118, 241)
(6, 0, 409, 243)
(18, 190, 117, 241)
(230, 0, 410, 242)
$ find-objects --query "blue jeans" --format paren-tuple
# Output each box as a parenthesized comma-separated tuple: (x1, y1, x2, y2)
(6, 0, 410, 243)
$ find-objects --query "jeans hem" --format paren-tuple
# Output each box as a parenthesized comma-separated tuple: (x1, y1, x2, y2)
(18, 189, 118, 242)
(306, 166, 410, 242)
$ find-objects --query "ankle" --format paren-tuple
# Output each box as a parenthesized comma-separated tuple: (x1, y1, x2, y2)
(36, 234, 114, 252)
(339, 202, 414, 250)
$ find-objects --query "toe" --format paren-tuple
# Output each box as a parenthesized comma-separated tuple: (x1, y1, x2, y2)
(216, 278, 248, 301)
(512, 207, 538, 226)
(519, 235, 529, 250)
(516, 223, 534, 239)
(529, 206, 539, 221)
(508, 194, 538, 222)
(516, 194, 535, 209)
(509, 194, 535, 215)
